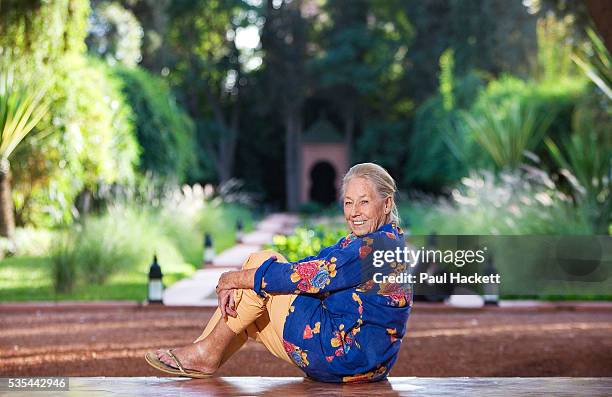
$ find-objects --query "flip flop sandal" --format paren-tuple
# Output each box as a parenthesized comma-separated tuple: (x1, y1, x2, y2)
(144, 349, 213, 378)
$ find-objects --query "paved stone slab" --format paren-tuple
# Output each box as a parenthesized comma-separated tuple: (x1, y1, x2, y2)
(211, 244, 259, 268)
(164, 268, 235, 306)
(24, 377, 612, 396)
(240, 230, 277, 245)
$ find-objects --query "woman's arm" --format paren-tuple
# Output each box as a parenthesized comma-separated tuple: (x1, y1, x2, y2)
(216, 268, 257, 292)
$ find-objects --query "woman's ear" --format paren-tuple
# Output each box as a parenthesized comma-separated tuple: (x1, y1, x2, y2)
(384, 196, 392, 214)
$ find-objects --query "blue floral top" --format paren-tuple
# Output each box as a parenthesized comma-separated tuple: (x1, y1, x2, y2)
(253, 222, 413, 383)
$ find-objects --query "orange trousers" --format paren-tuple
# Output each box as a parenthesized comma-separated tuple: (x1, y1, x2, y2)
(192, 250, 297, 366)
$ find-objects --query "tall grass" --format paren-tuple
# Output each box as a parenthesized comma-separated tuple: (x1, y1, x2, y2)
(49, 183, 253, 293)
(400, 167, 592, 235)
(463, 99, 557, 170)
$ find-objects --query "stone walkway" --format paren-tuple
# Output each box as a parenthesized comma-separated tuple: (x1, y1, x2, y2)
(163, 213, 300, 306)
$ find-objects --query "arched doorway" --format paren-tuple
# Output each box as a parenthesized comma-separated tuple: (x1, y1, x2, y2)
(309, 161, 337, 205)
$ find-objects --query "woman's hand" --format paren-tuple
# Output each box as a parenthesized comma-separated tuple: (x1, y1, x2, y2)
(217, 271, 236, 292)
(217, 269, 258, 291)
(217, 288, 237, 320)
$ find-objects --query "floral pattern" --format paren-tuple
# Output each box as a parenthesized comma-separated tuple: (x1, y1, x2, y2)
(378, 281, 411, 307)
(283, 340, 309, 368)
(290, 258, 337, 293)
(303, 321, 321, 339)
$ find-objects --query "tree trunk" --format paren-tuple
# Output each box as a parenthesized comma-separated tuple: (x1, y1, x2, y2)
(285, 109, 301, 212)
(0, 159, 16, 240)
(343, 103, 355, 164)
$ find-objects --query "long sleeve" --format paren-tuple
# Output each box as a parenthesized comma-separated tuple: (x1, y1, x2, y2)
(254, 234, 380, 297)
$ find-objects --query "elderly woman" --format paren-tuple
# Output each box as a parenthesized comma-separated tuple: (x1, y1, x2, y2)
(145, 162, 412, 383)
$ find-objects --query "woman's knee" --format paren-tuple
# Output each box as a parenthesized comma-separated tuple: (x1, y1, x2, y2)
(242, 249, 287, 270)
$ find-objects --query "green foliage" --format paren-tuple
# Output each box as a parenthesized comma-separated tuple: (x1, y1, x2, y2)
(401, 168, 592, 235)
(0, 55, 51, 163)
(267, 226, 346, 262)
(355, 119, 410, 183)
(536, 13, 578, 82)
(13, 227, 56, 256)
(545, 116, 611, 234)
(87, 1, 144, 67)
(571, 27, 612, 100)
(462, 75, 587, 170)
(463, 98, 557, 170)
(402, 0, 538, 102)
(439, 48, 455, 111)
(46, 187, 251, 292)
(11, 56, 140, 227)
(113, 66, 197, 183)
(0, 254, 192, 302)
(50, 233, 79, 293)
(404, 71, 486, 192)
(0, 0, 90, 67)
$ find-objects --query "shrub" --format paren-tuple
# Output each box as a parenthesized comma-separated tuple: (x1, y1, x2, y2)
(13, 227, 56, 257)
(545, 97, 611, 234)
(267, 225, 346, 262)
(113, 66, 197, 183)
(469, 75, 586, 147)
(463, 98, 557, 170)
(404, 71, 486, 192)
(50, 233, 79, 293)
(12, 56, 140, 228)
(405, 167, 592, 235)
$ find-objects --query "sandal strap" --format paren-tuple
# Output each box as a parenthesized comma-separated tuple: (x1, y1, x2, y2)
(166, 349, 186, 374)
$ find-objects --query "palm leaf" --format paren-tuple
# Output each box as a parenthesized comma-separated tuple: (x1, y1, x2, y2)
(571, 27, 612, 100)
(0, 61, 51, 161)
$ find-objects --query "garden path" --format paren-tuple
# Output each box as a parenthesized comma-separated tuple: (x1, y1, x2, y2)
(163, 213, 300, 306)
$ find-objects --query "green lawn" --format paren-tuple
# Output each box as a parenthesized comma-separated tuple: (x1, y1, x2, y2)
(0, 255, 193, 302)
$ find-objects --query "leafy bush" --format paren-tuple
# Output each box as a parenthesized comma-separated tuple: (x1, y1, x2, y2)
(14, 227, 56, 257)
(267, 226, 346, 262)
(545, 94, 611, 234)
(158, 183, 254, 265)
(50, 204, 188, 290)
(404, 71, 486, 192)
(46, 179, 253, 291)
(113, 66, 197, 183)
(50, 233, 79, 293)
(463, 98, 557, 170)
(469, 75, 586, 149)
(12, 56, 140, 228)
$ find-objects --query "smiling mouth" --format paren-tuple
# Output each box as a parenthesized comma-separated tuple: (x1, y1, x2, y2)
(352, 220, 366, 226)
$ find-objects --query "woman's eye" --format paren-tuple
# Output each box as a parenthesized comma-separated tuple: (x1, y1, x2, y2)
(361, 200, 368, 204)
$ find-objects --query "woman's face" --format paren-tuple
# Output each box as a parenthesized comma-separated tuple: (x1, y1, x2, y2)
(343, 177, 391, 237)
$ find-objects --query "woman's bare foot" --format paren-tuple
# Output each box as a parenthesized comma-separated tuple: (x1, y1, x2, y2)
(156, 342, 218, 374)
(155, 316, 237, 374)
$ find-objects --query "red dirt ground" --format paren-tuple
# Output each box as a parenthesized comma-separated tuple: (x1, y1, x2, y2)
(1, 303, 611, 377)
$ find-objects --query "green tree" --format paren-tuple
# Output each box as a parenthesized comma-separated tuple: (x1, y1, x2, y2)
(261, 0, 308, 211)
(86, 0, 144, 67)
(2, 0, 140, 226)
(311, 0, 413, 160)
(166, 0, 253, 185)
(113, 66, 197, 183)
